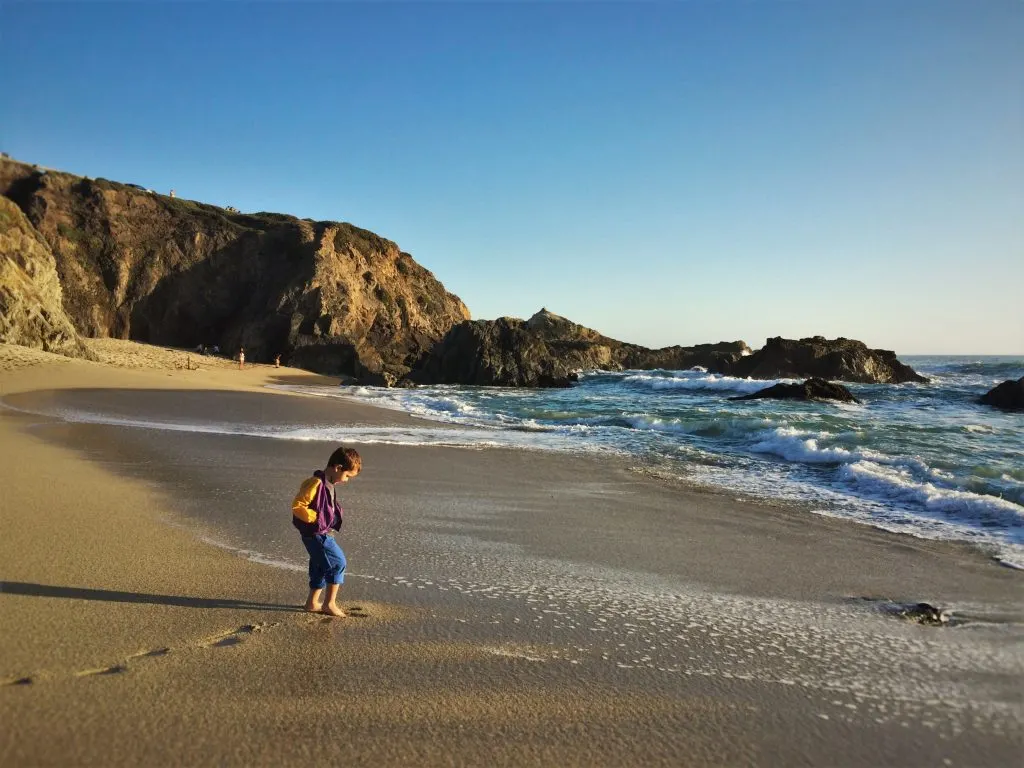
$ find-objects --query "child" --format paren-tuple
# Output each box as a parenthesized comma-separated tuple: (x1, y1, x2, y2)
(291, 446, 362, 617)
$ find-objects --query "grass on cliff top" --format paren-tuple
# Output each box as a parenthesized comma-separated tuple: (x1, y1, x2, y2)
(333, 222, 393, 256)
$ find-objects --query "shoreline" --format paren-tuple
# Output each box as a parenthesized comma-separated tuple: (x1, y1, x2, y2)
(7, 379, 1022, 585)
(2, 341, 1022, 766)
(264, 373, 1024, 573)
(8, 380, 1022, 616)
(6, 385, 1022, 610)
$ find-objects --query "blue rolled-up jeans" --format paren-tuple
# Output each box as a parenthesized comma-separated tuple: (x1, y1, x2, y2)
(301, 534, 347, 589)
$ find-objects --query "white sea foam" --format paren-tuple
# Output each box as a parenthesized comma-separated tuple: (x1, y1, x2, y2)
(40, 406, 600, 453)
(838, 461, 1024, 530)
(964, 424, 995, 434)
(750, 427, 864, 464)
(272, 384, 488, 426)
(747, 428, 920, 473)
(620, 414, 687, 434)
(745, 426, 1013, 500)
(622, 372, 788, 394)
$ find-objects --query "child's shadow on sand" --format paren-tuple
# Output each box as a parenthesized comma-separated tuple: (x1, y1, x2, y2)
(0, 582, 299, 612)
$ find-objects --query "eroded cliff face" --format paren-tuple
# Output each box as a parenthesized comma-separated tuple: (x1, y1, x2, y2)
(0, 159, 469, 378)
(0, 196, 91, 358)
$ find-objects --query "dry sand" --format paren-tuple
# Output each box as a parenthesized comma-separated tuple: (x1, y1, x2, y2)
(1, 341, 1021, 767)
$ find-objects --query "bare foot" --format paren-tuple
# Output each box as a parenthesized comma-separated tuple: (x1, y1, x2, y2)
(321, 603, 347, 618)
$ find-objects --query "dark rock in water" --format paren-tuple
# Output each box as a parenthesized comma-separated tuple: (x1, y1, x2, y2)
(857, 597, 953, 626)
(726, 336, 926, 384)
(0, 157, 469, 381)
(890, 602, 950, 626)
(729, 377, 860, 404)
(979, 377, 1024, 411)
(408, 308, 750, 387)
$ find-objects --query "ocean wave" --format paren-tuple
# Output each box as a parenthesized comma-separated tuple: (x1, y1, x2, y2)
(839, 461, 1024, 532)
(749, 426, 879, 465)
(346, 386, 482, 419)
(964, 424, 996, 434)
(937, 361, 1024, 377)
(622, 372, 787, 394)
(743, 426, 1016, 499)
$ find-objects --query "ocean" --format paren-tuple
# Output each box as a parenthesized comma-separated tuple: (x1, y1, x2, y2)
(271, 355, 1024, 569)
(24, 354, 1022, 569)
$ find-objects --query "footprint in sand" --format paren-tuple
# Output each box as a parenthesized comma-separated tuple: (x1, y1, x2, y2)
(203, 623, 274, 648)
(128, 647, 171, 660)
(11, 623, 281, 686)
(76, 664, 128, 678)
(305, 605, 369, 624)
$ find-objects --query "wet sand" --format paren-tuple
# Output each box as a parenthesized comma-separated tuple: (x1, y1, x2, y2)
(1, 342, 1021, 766)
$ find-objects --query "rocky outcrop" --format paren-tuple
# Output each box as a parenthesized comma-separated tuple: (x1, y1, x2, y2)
(729, 378, 859, 404)
(408, 308, 750, 387)
(0, 197, 91, 358)
(726, 336, 926, 384)
(0, 158, 469, 378)
(886, 602, 950, 626)
(618, 341, 751, 372)
(979, 377, 1024, 411)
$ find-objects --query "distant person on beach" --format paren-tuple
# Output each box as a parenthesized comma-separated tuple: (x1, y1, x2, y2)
(291, 447, 362, 617)
(238, 347, 245, 370)
(274, 354, 281, 368)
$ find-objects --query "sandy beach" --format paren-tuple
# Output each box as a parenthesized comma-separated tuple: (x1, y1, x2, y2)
(1, 340, 1021, 767)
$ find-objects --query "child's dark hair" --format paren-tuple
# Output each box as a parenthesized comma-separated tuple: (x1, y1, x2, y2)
(327, 446, 361, 473)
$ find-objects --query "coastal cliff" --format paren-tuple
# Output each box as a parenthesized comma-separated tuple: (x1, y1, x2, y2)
(408, 308, 750, 387)
(0, 157, 927, 387)
(0, 158, 469, 379)
(0, 196, 91, 359)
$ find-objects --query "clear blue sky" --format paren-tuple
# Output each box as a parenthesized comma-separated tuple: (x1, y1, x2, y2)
(2, 1, 1021, 354)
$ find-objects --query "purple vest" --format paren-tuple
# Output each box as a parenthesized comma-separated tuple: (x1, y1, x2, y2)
(292, 470, 344, 536)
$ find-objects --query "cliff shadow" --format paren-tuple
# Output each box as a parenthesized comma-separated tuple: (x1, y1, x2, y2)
(1, 581, 300, 612)
(129, 220, 320, 362)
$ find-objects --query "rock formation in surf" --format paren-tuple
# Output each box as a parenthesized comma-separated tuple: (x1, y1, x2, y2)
(979, 377, 1024, 411)
(728, 377, 860, 404)
(725, 336, 927, 384)
(407, 308, 751, 387)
